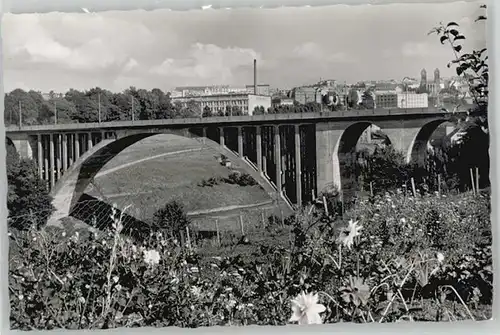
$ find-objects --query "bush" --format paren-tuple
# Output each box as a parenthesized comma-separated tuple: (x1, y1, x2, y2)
(224, 172, 258, 187)
(7, 154, 54, 230)
(151, 200, 190, 240)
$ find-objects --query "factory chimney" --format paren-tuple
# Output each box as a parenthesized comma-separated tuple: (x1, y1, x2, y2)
(253, 59, 257, 95)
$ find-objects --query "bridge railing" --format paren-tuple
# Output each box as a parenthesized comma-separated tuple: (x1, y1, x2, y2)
(5, 108, 448, 133)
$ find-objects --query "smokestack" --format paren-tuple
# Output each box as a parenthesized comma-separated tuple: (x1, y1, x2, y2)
(253, 59, 257, 95)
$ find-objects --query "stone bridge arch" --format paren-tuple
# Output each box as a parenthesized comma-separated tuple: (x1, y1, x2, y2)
(48, 127, 277, 225)
(325, 117, 451, 201)
(406, 119, 450, 167)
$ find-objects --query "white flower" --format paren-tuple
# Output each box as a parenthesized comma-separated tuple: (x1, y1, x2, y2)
(18, 294, 24, 301)
(227, 299, 237, 308)
(143, 249, 161, 266)
(436, 252, 445, 263)
(78, 297, 86, 304)
(115, 284, 122, 291)
(190, 286, 202, 297)
(289, 291, 326, 325)
(338, 219, 363, 250)
(113, 276, 119, 283)
(62, 231, 66, 237)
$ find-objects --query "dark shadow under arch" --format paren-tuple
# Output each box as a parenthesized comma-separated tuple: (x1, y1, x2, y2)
(407, 119, 448, 166)
(335, 121, 392, 195)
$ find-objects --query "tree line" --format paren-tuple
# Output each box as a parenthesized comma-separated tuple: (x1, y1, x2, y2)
(3, 87, 207, 126)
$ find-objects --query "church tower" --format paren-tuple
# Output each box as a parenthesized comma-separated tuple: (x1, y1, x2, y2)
(434, 68, 440, 83)
(420, 68, 427, 85)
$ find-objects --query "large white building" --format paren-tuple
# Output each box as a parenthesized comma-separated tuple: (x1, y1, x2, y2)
(171, 93, 271, 115)
(397, 92, 429, 108)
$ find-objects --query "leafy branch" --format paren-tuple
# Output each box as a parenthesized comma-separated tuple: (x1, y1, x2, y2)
(428, 4, 488, 117)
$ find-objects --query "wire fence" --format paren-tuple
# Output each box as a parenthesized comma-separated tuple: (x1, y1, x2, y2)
(7, 191, 297, 249)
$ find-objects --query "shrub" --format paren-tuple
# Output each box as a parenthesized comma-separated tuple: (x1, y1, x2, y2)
(7, 154, 54, 230)
(224, 172, 258, 187)
(151, 200, 190, 240)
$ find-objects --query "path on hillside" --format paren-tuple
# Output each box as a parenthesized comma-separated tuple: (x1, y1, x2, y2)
(95, 148, 203, 178)
(187, 200, 274, 216)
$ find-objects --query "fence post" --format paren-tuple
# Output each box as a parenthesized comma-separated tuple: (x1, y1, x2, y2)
(470, 168, 476, 196)
(261, 211, 266, 228)
(437, 174, 441, 196)
(322, 196, 329, 216)
(411, 177, 417, 197)
(215, 219, 221, 246)
(369, 181, 374, 197)
(239, 214, 245, 235)
(186, 226, 191, 250)
(475, 167, 480, 193)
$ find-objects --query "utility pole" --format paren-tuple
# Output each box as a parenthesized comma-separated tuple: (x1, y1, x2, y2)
(98, 93, 102, 123)
(131, 95, 135, 121)
(18, 101, 22, 128)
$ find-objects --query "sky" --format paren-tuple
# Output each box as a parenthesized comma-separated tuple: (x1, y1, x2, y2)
(1, 1, 487, 94)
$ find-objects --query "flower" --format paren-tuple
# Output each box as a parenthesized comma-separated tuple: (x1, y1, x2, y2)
(338, 219, 363, 250)
(436, 252, 445, 263)
(143, 249, 161, 266)
(289, 291, 326, 325)
(190, 286, 201, 298)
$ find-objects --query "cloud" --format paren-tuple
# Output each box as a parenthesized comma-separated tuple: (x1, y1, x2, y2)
(151, 43, 261, 85)
(291, 42, 354, 63)
(3, 12, 156, 73)
(1, 2, 485, 93)
(400, 41, 434, 57)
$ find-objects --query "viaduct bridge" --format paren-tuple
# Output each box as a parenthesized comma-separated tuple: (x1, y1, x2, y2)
(6, 108, 462, 224)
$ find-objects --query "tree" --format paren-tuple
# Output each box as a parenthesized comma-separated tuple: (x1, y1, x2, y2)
(151, 200, 190, 241)
(428, 3, 489, 189)
(202, 105, 212, 117)
(40, 97, 78, 124)
(7, 149, 54, 230)
(4, 89, 44, 126)
(65, 89, 99, 123)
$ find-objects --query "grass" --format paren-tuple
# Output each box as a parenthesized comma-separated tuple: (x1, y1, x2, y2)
(84, 134, 276, 227)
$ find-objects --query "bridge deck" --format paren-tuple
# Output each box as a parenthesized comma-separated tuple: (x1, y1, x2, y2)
(6, 108, 458, 134)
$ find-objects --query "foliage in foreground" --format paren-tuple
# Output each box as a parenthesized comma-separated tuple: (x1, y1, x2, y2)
(9, 191, 491, 330)
(7, 149, 54, 230)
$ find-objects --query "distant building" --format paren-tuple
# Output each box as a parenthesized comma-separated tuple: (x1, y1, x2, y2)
(373, 91, 428, 109)
(173, 85, 232, 97)
(397, 92, 429, 108)
(292, 86, 321, 105)
(171, 93, 271, 115)
(419, 68, 443, 96)
(245, 84, 271, 96)
(271, 97, 294, 108)
(375, 92, 398, 108)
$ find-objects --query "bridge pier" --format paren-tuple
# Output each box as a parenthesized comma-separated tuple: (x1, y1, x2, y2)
(274, 125, 282, 195)
(256, 126, 263, 174)
(219, 127, 225, 147)
(75, 134, 81, 160)
(87, 132, 93, 151)
(237, 126, 244, 157)
(49, 134, 55, 189)
(44, 136, 49, 183)
(37, 134, 43, 178)
(315, 122, 344, 195)
(294, 125, 302, 206)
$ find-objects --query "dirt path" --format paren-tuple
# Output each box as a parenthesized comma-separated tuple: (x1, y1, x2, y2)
(187, 200, 274, 216)
(95, 148, 203, 178)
